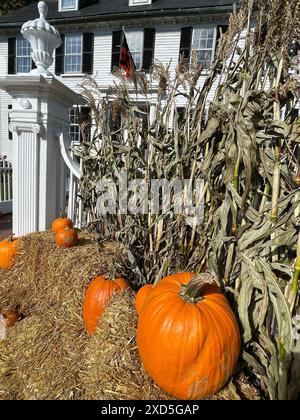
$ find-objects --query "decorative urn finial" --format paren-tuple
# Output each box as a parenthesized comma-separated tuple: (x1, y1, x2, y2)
(21, 1, 62, 75)
(38, 0, 48, 20)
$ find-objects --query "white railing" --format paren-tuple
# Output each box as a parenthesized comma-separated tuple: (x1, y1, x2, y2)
(57, 132, 83, 228)
(0, 158, 13, 214)
(67, 171, 83, 228)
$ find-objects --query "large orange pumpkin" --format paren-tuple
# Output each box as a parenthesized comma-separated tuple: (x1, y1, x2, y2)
(137, 272, 240, 400)
(55, 226, 78, 248)
(0, 236, 19, 269)
(135, 284, 153, 316)
(83, 276, 129, 334)
(52, 216, 73, 234)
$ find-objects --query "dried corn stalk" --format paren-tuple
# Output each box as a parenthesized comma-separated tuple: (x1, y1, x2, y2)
(76, 0, 300, 400)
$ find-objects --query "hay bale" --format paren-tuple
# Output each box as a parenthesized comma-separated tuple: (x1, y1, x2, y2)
(80, 290, 171, 400)
(0, 231, 260, 400)
(0, 230, 120, 400)
(0, 230, 119, 316)
(0, 312, 87, 400)
(79, 290, 260, 401)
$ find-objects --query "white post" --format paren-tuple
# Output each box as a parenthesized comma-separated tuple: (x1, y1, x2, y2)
(0, 2, 81, 236)
(0, 75, 79, 236)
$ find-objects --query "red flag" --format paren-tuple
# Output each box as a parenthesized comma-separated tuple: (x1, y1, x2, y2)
(119, 31, 136, 79)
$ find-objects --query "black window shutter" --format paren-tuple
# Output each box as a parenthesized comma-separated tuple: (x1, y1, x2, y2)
(111, 30, 122, 72)
(79, 107, 91, 142)
(55, 34, 65, 75)
(214, 25, 229, 61)
(8, 38, 16, 75)
(82, 33, 94, 74)
(179, 27, 192, 63)
(8, 104, 13, 140)
(216, 25, 229, 46)
(142, 28, 155, 72)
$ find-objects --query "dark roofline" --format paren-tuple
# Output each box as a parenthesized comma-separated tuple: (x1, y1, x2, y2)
(50, 6, 236, 25)
(0, 2, 238, 29)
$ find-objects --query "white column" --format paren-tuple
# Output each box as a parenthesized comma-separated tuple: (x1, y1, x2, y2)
(0, 74, 80, 236)
(9, 122, 41, 235)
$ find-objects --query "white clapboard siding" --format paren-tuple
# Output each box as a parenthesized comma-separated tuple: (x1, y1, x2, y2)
(0, 22, 247, 159)
(53, 26, 212, 95)
(154, 26, 181, 71)
(0, 37, 7, 75)
(93, 30, 119, 88)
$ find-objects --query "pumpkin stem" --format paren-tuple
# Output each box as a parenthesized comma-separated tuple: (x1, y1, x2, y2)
(179, 274, 216, 303)
(8, 234, 15, 243)
(108, 266, 117, 281)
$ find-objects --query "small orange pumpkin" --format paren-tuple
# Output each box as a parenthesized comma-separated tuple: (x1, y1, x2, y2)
(52, 214, 73, 234)
(0, 236, 19, 269)
(55, 226, 78, 248)
(4, 310, 21, 327)
(83, 276, 129, 334)
(137, 272, 241, 400)
(135, 284, 153, 315)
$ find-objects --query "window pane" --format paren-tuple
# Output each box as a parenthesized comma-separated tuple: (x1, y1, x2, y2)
(206, 38, 214, 49)
(69, 107, 80, 142)
(127, 32, 143, 51)
(201, 29, 208, 39)
(70, 125, 80, 142)
(69, 108, 77, 124)
(65, 55, 81, 73)
(131, 52, 142, 70)
(126, 31, 143, 70)
(16, 38, 32, 74)
(192, 30, 199, 49)
(199, 38, 206, 49)
(66, 35, 82, 54)
(16, 57, 31, 73)
(16, 38, 31, 56)
(198, 50, 206, 63)
(198, 50, 212, 67)
(192, 28, 215, 69)
(207, 28, 215, 38)
(64, 34, 82, 73)
(192, 28, 215, 49)
(62, 0, 76, 8)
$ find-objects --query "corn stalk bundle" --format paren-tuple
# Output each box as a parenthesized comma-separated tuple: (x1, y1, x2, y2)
(76, 0, 300, 400)
(77, 60, 216, 283)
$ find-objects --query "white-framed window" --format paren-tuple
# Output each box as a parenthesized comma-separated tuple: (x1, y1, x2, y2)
(64, 34, 83, 74)
(16, 37, 32, 74)
(59, 0, 78, 11)
(129, 0, 152, 5)
(69, 106, 91, 143)
(192, 28, 216, 69)
(126, 31, 144, 71)
(69, 107, 80, 143)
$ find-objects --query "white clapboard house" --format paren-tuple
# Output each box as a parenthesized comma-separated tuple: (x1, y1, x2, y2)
(0, 0, 236, 219)
(0, 0, 236, 158)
